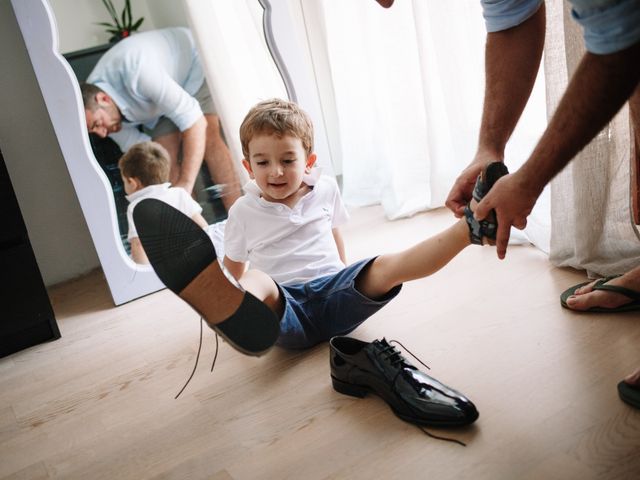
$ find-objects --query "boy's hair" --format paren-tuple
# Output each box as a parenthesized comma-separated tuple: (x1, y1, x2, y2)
(118, 141, 170, 187)
(239, 98, 314, 159)
(80, 83, 104, 111)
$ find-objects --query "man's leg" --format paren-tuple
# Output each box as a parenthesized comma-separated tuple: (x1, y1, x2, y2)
(563, 86, 640, 402)
(565, 86, 640, 312)
(204, 114, 242, 210)
(153, 131, 182, 186)
(356, 218, 471, 300)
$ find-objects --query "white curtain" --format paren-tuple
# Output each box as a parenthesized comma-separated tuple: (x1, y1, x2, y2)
(303, 0, 550, 251)
(544, 0, 640, 276)
(184, 0, 288, 169)
(184, 0, 551, 252)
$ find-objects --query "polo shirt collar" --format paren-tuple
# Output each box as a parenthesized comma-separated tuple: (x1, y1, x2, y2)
(126, 182, 171, 202)
(243, 167, 323, 208)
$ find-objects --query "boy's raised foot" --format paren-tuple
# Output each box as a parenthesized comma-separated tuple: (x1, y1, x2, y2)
(133, 198, 280, 356)
(464, 161, 509, 245)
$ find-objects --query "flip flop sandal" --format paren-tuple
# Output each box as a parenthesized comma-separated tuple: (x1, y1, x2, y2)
(560, 275, 640, 313)
(463, 162, 509, 245)
(133, 199, 281, 356)
(618, 380, 640, 409)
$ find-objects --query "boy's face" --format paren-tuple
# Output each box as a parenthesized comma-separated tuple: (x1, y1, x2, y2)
(243, 133, 316, 206)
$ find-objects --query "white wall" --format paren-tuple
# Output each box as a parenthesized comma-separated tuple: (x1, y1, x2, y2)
(1, 0, 99, 286)
(50, 0, 189, 53)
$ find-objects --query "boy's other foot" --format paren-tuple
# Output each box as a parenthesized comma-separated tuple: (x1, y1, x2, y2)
(134, 199, 280, 356)
(329, 336, 479, 427)
(463, 162, 509, 245)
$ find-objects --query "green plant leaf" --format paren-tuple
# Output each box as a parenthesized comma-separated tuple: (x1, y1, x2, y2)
(131, 17, 144, 31)
(121, 4, 128, 29)
(125, 0, 132, 29)
(101, 0, 120, 27)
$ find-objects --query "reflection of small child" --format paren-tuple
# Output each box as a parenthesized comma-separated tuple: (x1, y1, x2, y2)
(119, 141, 208, 264)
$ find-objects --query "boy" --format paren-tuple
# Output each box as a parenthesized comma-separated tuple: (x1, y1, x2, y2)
(119, 141, 208, 264)
(134, 99, 505, 427)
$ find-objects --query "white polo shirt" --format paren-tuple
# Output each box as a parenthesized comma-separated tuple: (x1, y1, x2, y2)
(224, 172, 350, 285)
(125, 183, 202, 240)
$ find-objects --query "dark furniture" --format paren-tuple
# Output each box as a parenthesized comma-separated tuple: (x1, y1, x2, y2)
(0, 148, 60, 358)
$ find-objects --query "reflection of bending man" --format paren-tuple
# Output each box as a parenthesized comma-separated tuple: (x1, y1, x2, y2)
(81, 27, 241, 208)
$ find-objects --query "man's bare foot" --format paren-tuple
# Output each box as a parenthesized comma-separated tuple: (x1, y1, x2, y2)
(625, 367, 640, 387)
(565, 270, 640, 311)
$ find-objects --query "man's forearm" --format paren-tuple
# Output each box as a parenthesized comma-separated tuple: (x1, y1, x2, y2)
(519, 42, 640, 193)
(479, 4, 546, 159)
(177, 116, 207, 191)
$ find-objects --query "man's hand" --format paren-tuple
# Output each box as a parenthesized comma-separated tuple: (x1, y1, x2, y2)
(445, 152, 502, 218)
(472, 171, 540, 259)
(445, 162, 483, 218)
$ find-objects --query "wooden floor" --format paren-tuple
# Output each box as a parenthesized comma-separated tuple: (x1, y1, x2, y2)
(1, 206, 639, 480)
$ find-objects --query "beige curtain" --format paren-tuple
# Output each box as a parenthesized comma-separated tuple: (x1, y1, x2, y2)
(545, 0, 640, 277)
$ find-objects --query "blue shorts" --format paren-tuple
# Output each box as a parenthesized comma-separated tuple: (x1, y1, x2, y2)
(275, 257, 402, 349)
(481, 0, 640, 54)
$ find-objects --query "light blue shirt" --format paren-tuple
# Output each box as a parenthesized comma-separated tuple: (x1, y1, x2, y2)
(87, 27, 205, 150)
(481, 0, 640, 54)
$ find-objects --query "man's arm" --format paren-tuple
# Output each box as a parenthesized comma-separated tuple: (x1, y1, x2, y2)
(475, 41, 640, 259)
(445, 4, 546, 217)
(136, 70, 207, 193)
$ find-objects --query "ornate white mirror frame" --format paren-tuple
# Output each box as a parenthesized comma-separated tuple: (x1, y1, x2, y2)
(12, 0, 331, 305)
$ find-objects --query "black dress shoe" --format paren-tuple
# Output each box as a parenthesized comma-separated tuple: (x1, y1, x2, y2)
(133, 199, 280, 356)
(330, 336, 479, 427)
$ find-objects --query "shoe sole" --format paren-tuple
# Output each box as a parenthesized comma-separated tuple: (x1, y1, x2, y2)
(331, 375, 478, 427)
(133, 198, 280, 356)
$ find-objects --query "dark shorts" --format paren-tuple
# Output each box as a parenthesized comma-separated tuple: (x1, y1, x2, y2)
(146, 81, 217, 138)
(275, 257, 402, 349)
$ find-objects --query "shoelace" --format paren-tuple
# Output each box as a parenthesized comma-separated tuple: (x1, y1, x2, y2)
(383, 339, 467, 447)
(174, 331, 466, 447)
(174, 317, 219, 399)
(380, 339, 431, 370)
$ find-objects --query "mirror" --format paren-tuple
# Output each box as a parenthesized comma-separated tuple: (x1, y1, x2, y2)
(13, 0, 332, 305)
